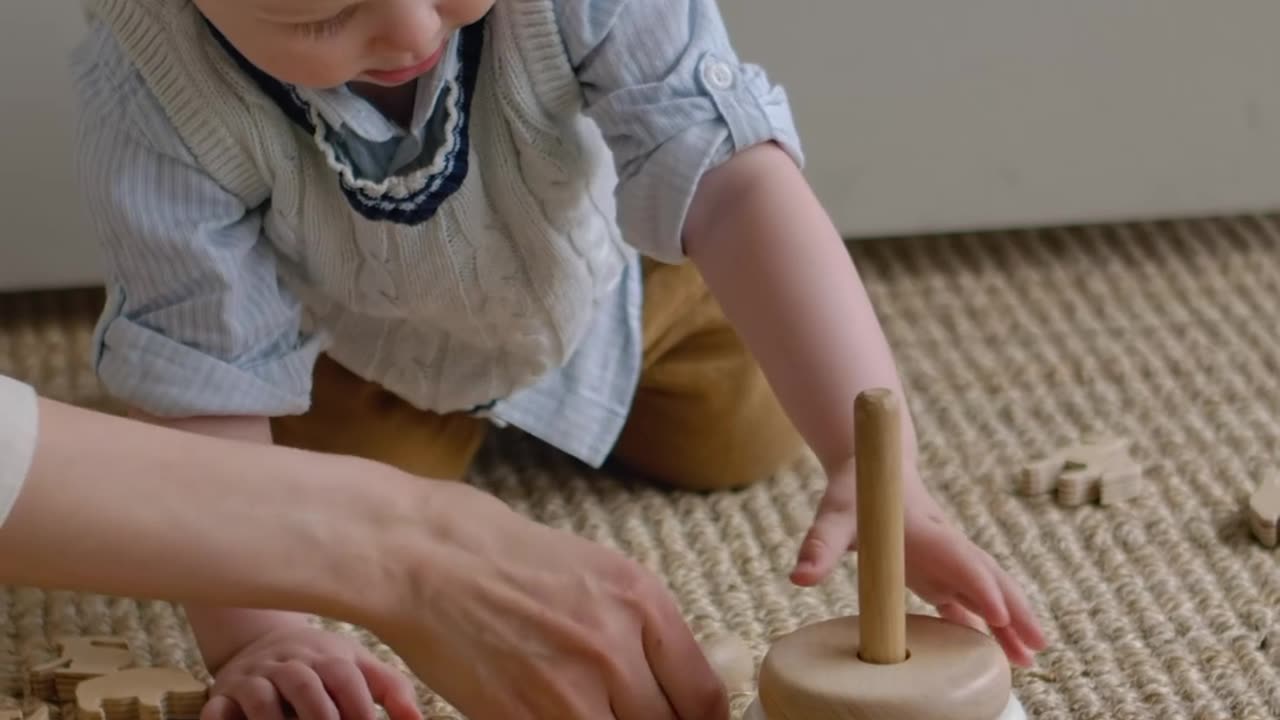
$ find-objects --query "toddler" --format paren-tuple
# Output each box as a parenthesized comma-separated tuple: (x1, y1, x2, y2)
(72, 0, 1046, 717)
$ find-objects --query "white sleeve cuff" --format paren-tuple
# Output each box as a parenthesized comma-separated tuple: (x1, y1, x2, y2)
(0, 374, 38, 527)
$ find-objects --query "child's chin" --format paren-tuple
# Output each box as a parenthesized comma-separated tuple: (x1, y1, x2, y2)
(354, 75, 416, 88)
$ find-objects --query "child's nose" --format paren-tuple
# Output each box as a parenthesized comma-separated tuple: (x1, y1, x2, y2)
(369, 1, 441, 60)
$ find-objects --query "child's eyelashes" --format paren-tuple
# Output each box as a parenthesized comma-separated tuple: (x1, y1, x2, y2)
(292, 5, 358, 40)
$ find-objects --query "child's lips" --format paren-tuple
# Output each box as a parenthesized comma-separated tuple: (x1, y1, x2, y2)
(363, 44, 446, 85)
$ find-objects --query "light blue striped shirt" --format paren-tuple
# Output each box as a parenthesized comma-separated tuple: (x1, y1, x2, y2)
(70, 0, 802, 467)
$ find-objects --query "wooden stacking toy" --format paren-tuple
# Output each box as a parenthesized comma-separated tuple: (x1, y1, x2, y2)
(742, 388, 1026, 720)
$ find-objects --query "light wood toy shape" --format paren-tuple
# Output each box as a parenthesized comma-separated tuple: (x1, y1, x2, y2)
(75, 668, 207, 720)
(1018, 435, 1141, 507)
(28, 637, 135, 703)
(0, 698, 48, 720)
(1248, 475, 1280, 548)
(0, 654, 21, 700)
(735, 389, 1026, 720)
(0, 654, 44, 720)
(11, 637, 208, 720)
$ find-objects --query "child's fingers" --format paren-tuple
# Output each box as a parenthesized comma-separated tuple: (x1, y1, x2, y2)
(790, 473, 858, 585)
(314, 658, 378, 720)
(380, 687, 423, 720)
(982, 552, 1048, 653)
(935, 601, 985, 633)
(937, 598, 1034, 667)
(355, 656, 423, 720)
(227, 677, 286, 720)
(940, 595, 1034, 667)
(200, 695, 242, 720)
(266, 662, 338, 720)
(950, 546, 1010, 631)
(992, 624, 1037, 668)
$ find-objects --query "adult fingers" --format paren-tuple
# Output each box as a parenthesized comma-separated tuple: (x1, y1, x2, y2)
(607, 643, 678, 720)
(639, 581, 729, 720)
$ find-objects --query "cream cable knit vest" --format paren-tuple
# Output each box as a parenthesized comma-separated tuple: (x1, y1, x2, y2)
(83, 0, 633, 414)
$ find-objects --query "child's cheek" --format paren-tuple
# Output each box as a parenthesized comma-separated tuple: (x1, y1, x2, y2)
(250, 40, 362, 90)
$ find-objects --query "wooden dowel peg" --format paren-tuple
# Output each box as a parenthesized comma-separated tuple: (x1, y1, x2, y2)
(854, 387, 907, 664)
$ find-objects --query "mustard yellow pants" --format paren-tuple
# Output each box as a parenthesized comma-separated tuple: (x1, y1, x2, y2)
(271, 259, 804, 491)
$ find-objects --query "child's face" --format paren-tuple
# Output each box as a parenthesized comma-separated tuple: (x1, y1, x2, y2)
(194, 0, 494, 89)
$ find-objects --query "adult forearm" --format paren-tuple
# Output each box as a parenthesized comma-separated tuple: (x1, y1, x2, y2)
(126, 410, 273, 443)
(685, 143, 918, 471)
(0, 397, 429, 641)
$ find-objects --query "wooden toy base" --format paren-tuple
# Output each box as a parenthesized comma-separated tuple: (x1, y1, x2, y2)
(743, 693, 1027, 720)
(754, 614, 1015, 720)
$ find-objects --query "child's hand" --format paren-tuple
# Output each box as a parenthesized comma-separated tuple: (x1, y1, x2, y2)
(200, 625, 421, 720)
(789, 458, 1048, 667)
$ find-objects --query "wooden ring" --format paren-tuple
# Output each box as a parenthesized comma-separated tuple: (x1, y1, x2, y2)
(756, 614, 1013, 720)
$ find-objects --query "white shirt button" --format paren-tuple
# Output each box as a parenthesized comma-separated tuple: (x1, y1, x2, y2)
(702, 59, 735, 90)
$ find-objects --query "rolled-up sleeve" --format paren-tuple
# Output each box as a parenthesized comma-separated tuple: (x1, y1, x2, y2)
(71, 27, 324, 418)
(557, 0, 804, 263)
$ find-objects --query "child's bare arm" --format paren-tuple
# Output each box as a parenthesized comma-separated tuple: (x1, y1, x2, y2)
(682, 141, 1047, 666)
(683, 142, 913, 474)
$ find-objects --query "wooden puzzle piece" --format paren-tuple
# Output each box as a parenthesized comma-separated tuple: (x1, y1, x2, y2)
(0, 695, 20, 720)
(1098, 455, 1142, 506)
(1018, 435, 1130, 493)
(1055, 452, 1142, 507)
(75, 668, 207, 720)
(0, 654, 21, 699)
(1018, 435, 1141, 506)
(0, 697, 50, 720)
(29, 637, 135, 703)
(1248, 475, 1280, 548)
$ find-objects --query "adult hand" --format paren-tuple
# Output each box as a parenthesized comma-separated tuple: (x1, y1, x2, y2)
(373, 483, 730, 720)
(0, 389, 727, 720)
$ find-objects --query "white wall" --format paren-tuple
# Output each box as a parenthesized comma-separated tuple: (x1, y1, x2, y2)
(0, 2, 100, 291)
(4, 2, 1280, 291)
(722, 0, 1280, 237)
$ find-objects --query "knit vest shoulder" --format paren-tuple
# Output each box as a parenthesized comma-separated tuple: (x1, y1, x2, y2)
(83, 0, 633, 414)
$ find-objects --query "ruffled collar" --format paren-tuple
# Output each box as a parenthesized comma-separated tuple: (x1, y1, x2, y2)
(207, 17, 487, 225)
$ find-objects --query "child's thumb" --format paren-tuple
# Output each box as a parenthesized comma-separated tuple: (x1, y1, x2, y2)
(790, 506, 857, 586)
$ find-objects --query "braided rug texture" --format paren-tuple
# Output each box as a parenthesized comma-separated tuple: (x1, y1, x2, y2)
(2, 216, 1280, 719)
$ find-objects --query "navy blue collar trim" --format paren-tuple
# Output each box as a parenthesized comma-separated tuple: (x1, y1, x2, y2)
(206, 18, 486, 226)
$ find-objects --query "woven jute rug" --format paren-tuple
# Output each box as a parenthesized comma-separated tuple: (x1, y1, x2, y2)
(3, 215, 1280, 719)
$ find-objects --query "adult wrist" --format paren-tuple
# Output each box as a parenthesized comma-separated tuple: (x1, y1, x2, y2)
(350, 477, 524, 648)
(323, 467, 478, 635)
